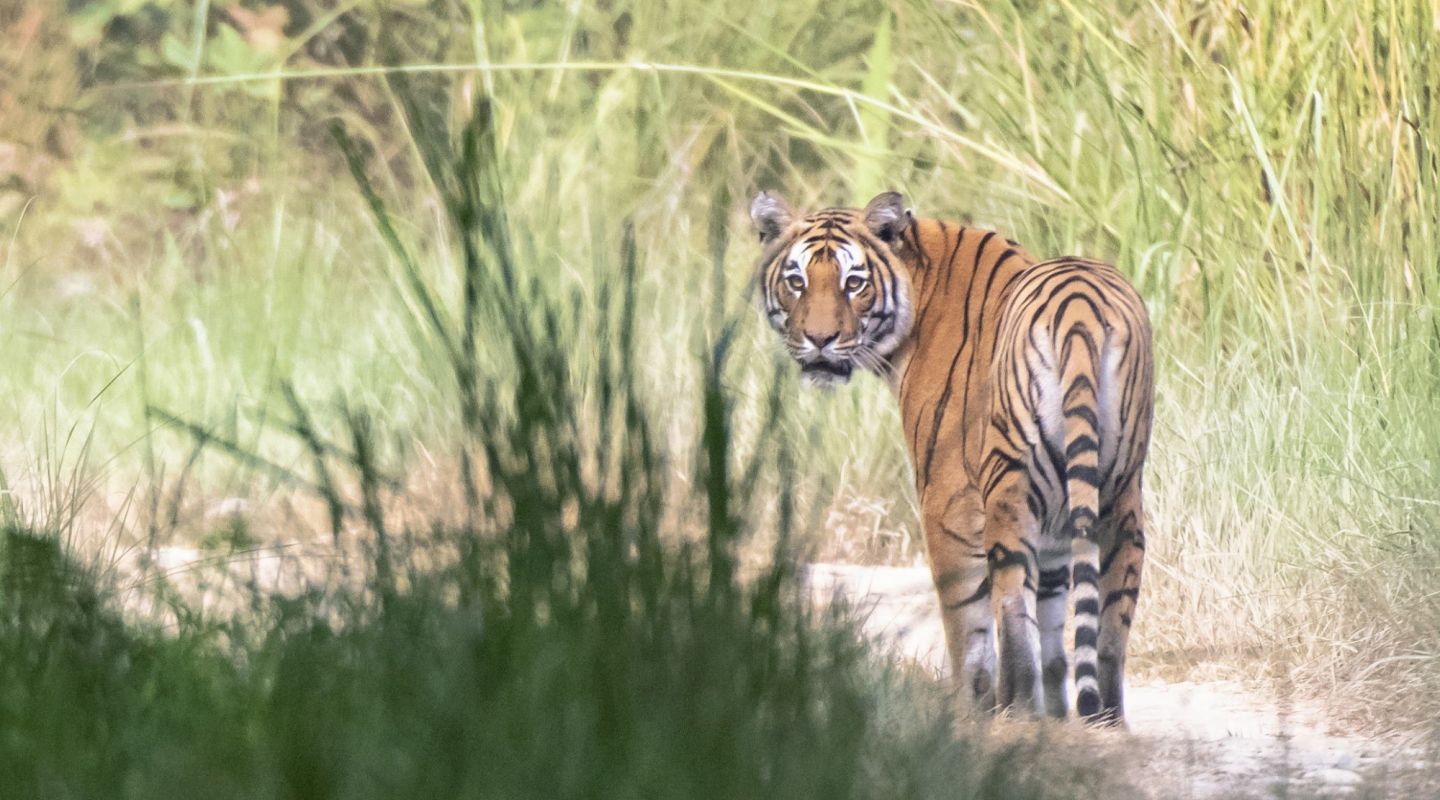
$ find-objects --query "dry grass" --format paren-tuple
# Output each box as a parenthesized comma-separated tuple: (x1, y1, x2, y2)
(1, 0, 1438, 742)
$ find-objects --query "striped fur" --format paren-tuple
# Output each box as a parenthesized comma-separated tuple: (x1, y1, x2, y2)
(751, 191, 1154, 722)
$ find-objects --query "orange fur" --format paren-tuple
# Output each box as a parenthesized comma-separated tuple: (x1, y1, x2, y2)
(752, 191, 1154, 721)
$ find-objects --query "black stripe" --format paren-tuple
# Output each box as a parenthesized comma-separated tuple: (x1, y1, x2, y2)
(934, 567, 980, 591)
(986, 543, 1029, 572)
(1027, 486, 1052, 523)
(1025, 491, 1042, 521)
(1064, 406, 1100, 428)
(1066, 465, 1102, 486)
(1059, 328, 1100, 367)
(1038, 566, 1070, 599)
(1065, 435, 1099, 459)
(922, 231, 994, 484)
(943, 575, 992, 609)
(1053, 291, 1106, 328)
(940, 523, 982, 549)
(1099, 526, 1142, 573)
(1062, 375, 1096, 404)
(1103, 588, 1140, 611)
(1039, 566, 1070, 589)
(959, 246, 1020, 459)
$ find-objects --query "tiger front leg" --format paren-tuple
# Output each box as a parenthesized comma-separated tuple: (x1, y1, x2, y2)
(924, 491, 997, 716)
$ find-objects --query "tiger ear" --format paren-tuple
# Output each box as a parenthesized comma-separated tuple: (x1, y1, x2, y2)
(864, 191, 910, 244)
(750, 191, 794, 244)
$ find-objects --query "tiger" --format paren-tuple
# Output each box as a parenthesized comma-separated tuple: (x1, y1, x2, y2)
(750, 189, 1154, 723)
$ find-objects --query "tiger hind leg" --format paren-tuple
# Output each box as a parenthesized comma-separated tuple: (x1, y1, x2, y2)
(1037, 542, 1071, 719)
(984, 491, 1044, 716)
(942, 580, 998, 716)
(1096, 480, 1145, 724)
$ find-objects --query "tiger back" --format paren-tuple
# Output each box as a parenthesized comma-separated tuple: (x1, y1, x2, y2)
(750, 190, 1154, 722)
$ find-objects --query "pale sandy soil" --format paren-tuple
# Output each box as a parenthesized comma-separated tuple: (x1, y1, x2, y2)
(803, 563, 1435, 799)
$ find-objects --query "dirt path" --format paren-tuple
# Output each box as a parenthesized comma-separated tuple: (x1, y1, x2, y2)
(803, 563, 1428, 799)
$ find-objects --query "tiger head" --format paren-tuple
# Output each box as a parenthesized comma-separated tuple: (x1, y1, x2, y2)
(750, 190, 916, 387)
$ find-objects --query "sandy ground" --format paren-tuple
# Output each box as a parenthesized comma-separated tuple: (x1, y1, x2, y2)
(803, 563, 1433, 799)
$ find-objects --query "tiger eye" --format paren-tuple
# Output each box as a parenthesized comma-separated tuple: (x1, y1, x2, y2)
(785, 275, 805, 292)
(845, 275, 867, 292)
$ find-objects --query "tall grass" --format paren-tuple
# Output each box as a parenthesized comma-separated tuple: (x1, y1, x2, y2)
(0, 91, 1123, 799)
(0, 0, 1437, 729)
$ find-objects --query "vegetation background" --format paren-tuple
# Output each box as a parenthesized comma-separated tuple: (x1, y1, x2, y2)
(0, 0, 1437, 795)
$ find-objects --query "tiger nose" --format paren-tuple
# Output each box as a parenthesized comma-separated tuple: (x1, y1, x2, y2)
(806, 332, 838, 349)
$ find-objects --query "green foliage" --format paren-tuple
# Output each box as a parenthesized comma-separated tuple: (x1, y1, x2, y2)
(0, 522, 1102, 798)
(1, 0, 1438, 745)
(0, 94, 1115, 799)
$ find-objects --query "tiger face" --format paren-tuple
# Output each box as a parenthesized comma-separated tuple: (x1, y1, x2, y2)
(750, 190, 916, 387)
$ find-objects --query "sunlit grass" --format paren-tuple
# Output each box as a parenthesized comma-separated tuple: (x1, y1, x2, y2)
(1, 0, 1437, 733)
(0, 93, 1130, 798)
